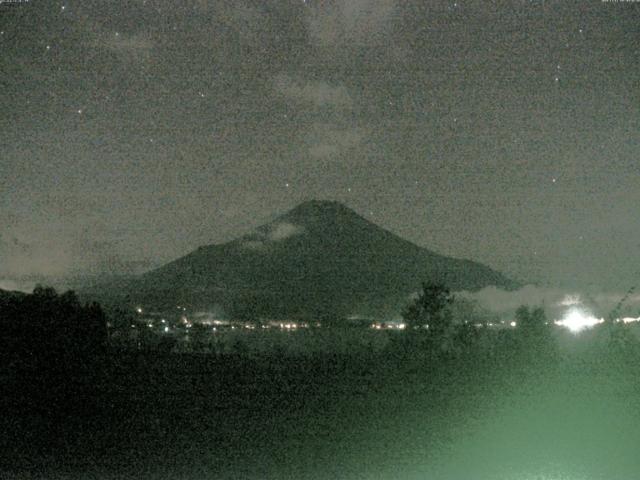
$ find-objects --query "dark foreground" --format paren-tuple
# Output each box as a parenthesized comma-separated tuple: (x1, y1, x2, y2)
(3, 333, 640, 480)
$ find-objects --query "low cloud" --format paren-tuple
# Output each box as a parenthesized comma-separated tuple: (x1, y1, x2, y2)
(0, 221, 147, 281)
(241, 222, 305, 251)
(456, 285, 640, 321)
(0, 278, 36, 293)
(268, 222, 304, 241)
(0, 233, 71, 278)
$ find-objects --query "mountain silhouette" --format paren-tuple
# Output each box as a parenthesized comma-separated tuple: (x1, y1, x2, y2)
(119, 200, 517, 320)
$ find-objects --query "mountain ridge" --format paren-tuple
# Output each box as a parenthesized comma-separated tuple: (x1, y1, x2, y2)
(120, 200, 518, 319)
(125, 200, 517, 316)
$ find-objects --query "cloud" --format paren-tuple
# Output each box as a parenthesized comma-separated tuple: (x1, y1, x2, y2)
(75, 11, 154, 64)
(0, 232, 71, 278)
(241, 222, 305, 251)
(304, 0, 397, 47)
(0, 217, 147, 281)
(273, 74, 352, 108)
(268, 222, 304, 241)
(0, 279, 35, 293)
(307, 123, 365, 160)
(456, 285, 640, 321)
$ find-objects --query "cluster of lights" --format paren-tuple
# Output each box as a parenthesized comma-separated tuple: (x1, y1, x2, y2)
(371, 322, 406, 330)
(131, 303, 638, 338)
(280, 322, 301, 330)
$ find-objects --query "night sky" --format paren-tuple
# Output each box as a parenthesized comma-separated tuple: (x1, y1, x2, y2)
(1, 0, 639, 292)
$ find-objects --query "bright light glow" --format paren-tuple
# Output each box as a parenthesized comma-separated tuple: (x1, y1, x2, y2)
(510, 321, 517, 327)
(136, 307, 143, 314)
(164, 326, 169, 333)
(556, 308, 603, 333)
(622, 317, 640, 324)
(560, 294, 581, 306)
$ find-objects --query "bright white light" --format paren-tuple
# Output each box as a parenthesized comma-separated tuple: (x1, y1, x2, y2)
(164, 326, 169, 333)
(622, 317, 640, 324)
(136, 307, 143, 314)
(556, 308, 602, 333)
(510, 321, 517, 327)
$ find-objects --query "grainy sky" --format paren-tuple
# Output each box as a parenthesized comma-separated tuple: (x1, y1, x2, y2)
(1, 0, 639, 290)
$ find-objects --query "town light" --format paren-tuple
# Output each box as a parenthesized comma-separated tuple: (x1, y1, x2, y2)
(556, 308, 602, 333)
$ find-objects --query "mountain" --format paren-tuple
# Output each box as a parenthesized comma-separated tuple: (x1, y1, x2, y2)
(89, 200, 518, 319)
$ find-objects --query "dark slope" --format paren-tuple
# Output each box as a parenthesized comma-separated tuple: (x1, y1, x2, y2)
(131, 200, 517, 318)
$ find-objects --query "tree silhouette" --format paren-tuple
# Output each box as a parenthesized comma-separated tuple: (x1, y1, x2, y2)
(514, 304, 555, 362)
(515, 305, 548, 334)
(0, 285, 108, 370)
(402, 282, 454, 336)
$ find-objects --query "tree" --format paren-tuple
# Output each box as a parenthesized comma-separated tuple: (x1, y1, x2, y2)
(515, 305, 548, 334)
(402, 282, 454, 335)
(0, 286, 109, 421)
(514, 304, 555, 361)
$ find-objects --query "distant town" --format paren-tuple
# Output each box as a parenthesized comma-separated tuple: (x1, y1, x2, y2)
(109, 303, 640, 354)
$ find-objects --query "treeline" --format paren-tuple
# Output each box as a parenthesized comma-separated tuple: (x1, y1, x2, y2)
(0, 285, 108, 372)
(394, 282, 640, 367)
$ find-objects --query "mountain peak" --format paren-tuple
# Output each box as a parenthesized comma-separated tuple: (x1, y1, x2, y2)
(276, 200, 371, 234)
(282, 200, 362, 220)
(289, 199, 352, 214)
